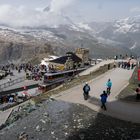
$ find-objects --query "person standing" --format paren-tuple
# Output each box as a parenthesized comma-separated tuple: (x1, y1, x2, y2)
(106, 79, 112, 95)
(108, 64, 110, 70)
(136, 84, 140, 100)
(100, 90, 108, 110)
(83, 82, 90, 100)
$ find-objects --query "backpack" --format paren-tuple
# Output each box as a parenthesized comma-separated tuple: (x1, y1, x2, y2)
(84, 85, 90, 92)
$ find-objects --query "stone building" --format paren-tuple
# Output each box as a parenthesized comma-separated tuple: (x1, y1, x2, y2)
(75, 48, 89, 66)
(49, 52, 82, 71)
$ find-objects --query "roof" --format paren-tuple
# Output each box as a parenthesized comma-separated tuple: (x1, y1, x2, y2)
(50, 52, 82, 64)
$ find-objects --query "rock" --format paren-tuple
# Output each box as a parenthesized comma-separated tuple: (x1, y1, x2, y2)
(78, 119, 82, 122)
(51, 131, 54, 135)
(43, 112, 49, 117)
(77, 125, 84, 129)
(64, 125, 68, 129)
(73, 126, 76, 128)
(35, 125, 40, 132)
(40, 119, 46, 124)
(65, 132, 68, 136)
(59, 110, 64, 114)
(42, 128, 46, 132)
(79, 133, 85, 140)
(18, 132, 28, 140)
(49, 97, 55, 101)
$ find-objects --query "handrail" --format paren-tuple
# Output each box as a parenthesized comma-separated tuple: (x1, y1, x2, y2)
(0, 77, 25, 91)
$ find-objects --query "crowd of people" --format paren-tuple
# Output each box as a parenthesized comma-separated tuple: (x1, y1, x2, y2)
(118, 60, 136, 70)
(0, 63, 49, 82)
(0, 93, 18, 104)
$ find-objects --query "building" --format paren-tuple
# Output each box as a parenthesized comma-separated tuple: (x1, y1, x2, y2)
(75, 48, 89, 66)
(40, 55, 59, 71)
(49, 52, 82, 71)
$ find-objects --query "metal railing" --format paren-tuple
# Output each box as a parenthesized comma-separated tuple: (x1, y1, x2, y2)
(0, 77, 25, 92)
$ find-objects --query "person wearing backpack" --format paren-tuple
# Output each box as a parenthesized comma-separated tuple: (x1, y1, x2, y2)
(83, 82, 90, 100)
(100, 90, 108, 110)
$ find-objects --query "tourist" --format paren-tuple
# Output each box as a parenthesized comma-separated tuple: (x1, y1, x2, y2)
(9, 96, 14, 103)
(131, 63, 134, 69)
(83, 82, 90, 100)
(118, 62, 121, 68)
(113, 62, 116, 68)
(100, 90, 108, 110)
(127, 61, 131, 70)
(136, 84, 140, 100)
(108, 64, 110, 70)
(106, 79, 112, 95)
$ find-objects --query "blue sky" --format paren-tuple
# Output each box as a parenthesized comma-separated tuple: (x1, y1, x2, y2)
(0, 0, 140, 27)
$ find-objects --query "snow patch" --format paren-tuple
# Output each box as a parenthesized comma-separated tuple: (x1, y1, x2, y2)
(97, 37, 121, 45)
(69, 24, 83, 32)
(114, 23, 133, 33)
(130, 42, 137, 50)
(77, 23, 92, 30)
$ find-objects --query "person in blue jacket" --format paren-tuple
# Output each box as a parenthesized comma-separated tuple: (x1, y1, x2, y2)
(100, 90, 108, 110)
(106, 78, 112, 95)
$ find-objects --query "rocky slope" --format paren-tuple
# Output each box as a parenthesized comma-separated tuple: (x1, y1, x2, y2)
(0, 27, 66, 64)
(0, 24, 131, 64)
(0, 100, 140, 140)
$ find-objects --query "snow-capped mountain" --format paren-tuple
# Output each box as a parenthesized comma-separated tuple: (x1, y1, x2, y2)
(114, 16, 140, 33)
(0, 9, 137, 63)
(0, 21, 131, 64)
(93, 15, 140, 56)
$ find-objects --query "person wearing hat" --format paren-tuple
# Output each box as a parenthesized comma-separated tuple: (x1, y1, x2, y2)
(83, 82, 90, 100)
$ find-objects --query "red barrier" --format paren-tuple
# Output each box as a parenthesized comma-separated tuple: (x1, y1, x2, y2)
(138, 69, 140, 81)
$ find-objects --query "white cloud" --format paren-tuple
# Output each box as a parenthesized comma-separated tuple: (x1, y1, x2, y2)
(0, 5, 43, 27)
(0, 0, 77, 28)
(130, 7, 140, 12)
(50, 0, 76, 13)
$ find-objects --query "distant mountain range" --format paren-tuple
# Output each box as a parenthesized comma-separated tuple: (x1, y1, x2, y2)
(0, 11, 140, 63)
(92, 16, 140, 55)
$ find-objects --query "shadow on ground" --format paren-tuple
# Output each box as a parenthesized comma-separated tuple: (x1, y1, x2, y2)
(66, 96, 140, 140)
(119, 94, 140, 102)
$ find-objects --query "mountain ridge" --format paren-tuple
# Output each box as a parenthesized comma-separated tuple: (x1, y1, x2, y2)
(0, 14, 139, 63)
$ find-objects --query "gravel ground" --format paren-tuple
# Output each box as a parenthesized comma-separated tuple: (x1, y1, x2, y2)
(0, 100, 140, 140)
